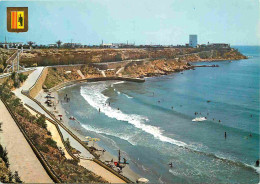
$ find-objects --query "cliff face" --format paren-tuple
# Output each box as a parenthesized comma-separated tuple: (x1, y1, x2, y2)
(122, 59, 190, 78)
(20, 48, 198, 66)
(20, 47, 246, 67)
(121, 48, 246, 78)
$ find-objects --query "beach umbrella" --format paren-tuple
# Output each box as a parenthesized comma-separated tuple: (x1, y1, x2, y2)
(91, 138, 100, 142)
(137, 178, 149, 183)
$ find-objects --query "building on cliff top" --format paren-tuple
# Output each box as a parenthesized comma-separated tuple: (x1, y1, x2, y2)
(189, 35, 198, 48)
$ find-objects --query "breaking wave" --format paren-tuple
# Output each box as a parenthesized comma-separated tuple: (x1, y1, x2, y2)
(79, 81, 260, 174)
(80, 82, 188, 148)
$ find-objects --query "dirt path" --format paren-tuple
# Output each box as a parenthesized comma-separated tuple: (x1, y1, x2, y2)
(0, 100, 53, 183)
(79, 159, 125, 183)
(25, 106, 73, 160)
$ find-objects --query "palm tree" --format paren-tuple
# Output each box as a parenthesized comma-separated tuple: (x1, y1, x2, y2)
(56, 40, 62, 48)
(27, 41, 35, 47)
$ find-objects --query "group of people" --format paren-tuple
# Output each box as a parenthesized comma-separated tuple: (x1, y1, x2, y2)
(64, 94, 70, 102)
(98, 102, 121, 113)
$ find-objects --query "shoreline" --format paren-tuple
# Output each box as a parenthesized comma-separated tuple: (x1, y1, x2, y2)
(36, 88, 140, 182)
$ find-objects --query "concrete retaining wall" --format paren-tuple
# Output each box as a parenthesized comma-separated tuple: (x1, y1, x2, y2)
(50, 77, 145, 92)
(29, 67, 48, 98)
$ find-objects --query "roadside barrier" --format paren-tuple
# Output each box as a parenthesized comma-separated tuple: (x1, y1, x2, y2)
(24, 104, 80, 161)
(0, 98, 62, 183)
(22, 92, 132, 183)
(21, 66, 133, 183)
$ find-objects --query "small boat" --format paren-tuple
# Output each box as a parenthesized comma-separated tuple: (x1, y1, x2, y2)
(192, 117, 207, 122)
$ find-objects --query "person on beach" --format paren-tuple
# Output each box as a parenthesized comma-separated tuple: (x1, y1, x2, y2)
(225, 132, 227, 139)
(256, 159, 259, 167)
(99, 108, 100, 113)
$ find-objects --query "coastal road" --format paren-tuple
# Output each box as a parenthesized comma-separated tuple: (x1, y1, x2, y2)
(0, 100, 53, 183)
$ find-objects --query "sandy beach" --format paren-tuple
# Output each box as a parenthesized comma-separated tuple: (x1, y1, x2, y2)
(35, 88, 140, 182)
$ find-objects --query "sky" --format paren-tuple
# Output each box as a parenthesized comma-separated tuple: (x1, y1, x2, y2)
(0, 0, 259, 45)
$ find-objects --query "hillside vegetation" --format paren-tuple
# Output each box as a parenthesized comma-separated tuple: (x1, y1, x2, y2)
(0, 80, 107, 183)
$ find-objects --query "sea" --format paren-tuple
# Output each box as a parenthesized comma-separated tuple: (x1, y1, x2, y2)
(58, 46, 259, 183)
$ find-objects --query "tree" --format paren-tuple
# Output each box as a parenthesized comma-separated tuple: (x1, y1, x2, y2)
(56, 40, 62, 48)
(27, 41, 35, 47)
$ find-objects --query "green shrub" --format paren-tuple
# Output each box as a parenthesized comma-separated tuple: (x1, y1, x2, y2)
(11, 72, 15, 80)
(0, 145, 9, 168)
(18, 73, 28, 83)
(14, 171, 22, 183)
(39, 145, 49, 153)
(35, 114, 47, 129)
(46, 138, 57, 148)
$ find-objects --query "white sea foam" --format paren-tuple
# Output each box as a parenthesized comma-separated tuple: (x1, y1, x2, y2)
(80, 82, 188, 148)
(113, 81, 125, 85)
(82, 124, 137, 146)
(111, 81, 125, 87)
(123, 93, 133, 99)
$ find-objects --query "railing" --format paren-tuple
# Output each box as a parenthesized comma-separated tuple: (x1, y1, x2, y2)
(0, 98, 62, 183)
(93, 158, 132, 183)
(22, 90, 99, 158)
(21, 66, 133, 183)
(6, 50, 18, 65)
(24, 104, 80, 161)
(21, 91, 132, 183)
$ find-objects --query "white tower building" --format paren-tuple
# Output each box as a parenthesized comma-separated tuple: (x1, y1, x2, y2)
(189, 35, 198, 48)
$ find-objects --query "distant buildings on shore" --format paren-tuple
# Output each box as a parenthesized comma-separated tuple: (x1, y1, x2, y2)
(0, 35, 230, 50)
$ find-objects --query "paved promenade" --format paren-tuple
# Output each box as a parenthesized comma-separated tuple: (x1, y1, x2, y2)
(0, 100, 52, 183)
